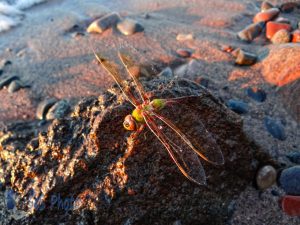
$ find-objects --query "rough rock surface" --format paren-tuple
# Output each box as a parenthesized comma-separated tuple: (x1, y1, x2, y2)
(0, 78, 274, 225)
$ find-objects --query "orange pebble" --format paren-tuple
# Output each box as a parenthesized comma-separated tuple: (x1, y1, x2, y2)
(292, 30, 300, 43)
(253, 8, 279, 23)
(266, 21, 292, 39)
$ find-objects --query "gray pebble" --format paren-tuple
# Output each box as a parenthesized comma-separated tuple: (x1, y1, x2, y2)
(237, 22, 265, 42)
(235, 49, 257, 66)
(256, 165, 277, 189)
(8, 80, 23, 93)
(227, 99, 248, 114)
(279, 166, 300, 195)
(158, 67, 173, 79)
(0, 76, 19, 89)
(36, 98, 57, 120)
(286, 151, 300, 164)
(87, 12, 121, 33)
(117, 18, 144, 35)
(264, 116, 286, 140)
(46, 99, 70, 120)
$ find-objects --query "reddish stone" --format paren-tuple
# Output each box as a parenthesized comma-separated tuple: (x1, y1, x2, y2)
(281, 195, 300, 216)
(266, 21, 292, 39)
(292, 30, 300, 43)
(253, 8, 280, 23)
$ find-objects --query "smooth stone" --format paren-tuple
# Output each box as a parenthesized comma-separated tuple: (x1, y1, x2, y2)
(279, 166, 300, 195)
(245, 87, 267, 102)
(176, 33, 193, 41)
(280, 2, 298, 13)
(292, 30, 300, 43)
(264, 116, 286, 140)
(271, 29, 291, 44)
(7, 80, 24, 93)
(0, 76, 19, 89)
(281, 195, 300, 216)
(36, 98, 57, 120)
(235, 49, 257, 66)
(286, 151, 300, 164)
(274, 17, 291, 24)
(227, 99, 248, 114)
(256, 165, 277, 189)
(87, 12, 121, 33)
(261, 1, 274, 12)
(237, 22, 265, 42)
(253, 8, 280, 23)
(176, 48, 192, 58)
(46, 100, 70, 120)
(266, 21, 292, 39)
(117, 18, 144, 35)
(158, 67, 173, 79)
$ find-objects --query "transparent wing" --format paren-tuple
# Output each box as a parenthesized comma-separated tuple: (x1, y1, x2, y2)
(142, 111, 207, 185)
(118, 51, 149, 102)
(93, 51, 140, 107)
(160, 96, 224, 165)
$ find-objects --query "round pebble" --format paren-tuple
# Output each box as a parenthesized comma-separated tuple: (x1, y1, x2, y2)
(117, 18, 144, 35)
(46, 99, 70, 120)
(36, 98, 57, 120)
(271, 29, 291, 44)
(279, 166, 300, 195)
(227, 99, 248, 114)
(256, 165, 277, 190)
(286, 151, 300, 164)
(176, 48, 192, 58)
(263, 116, 286, 140)
(0, 75, 19, 89)
(245, 87, 266, 102)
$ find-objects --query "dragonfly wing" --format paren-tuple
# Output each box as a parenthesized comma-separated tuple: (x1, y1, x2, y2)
(93, 51, 140, 107)
(118, 51, 149, 102)
(160, 96, 224, 165)
(142, 111, 207, 185)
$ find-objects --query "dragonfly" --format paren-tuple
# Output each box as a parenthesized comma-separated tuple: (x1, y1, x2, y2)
(93, 50, 224, 185)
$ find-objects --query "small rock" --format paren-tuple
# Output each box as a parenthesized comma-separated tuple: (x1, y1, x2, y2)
(264, 116, 286, 140)
(280, 2, 298, 13)
(227, 99, 248, 114)
(0, 59, 11, 70)
(235, 49, 257, 66)
(231, 48, 241, 58)
(266, 21, 292, 39)
(245, 87, 267, 102)
(36, 98, 57, 120)
(0, 76, 19, 89)
(87, 12, 121, 33)
(158, 67, 173, 79)
(237, 22, 265, 42)
(221, 45, 234, 53)
(253, 8, 280, 23)
(176, 48, 192, 58)
(46, 99, 71, 120)
(292, 29, 300, 43)
(261, 1, 274, 12)
(256, 165, 277, 189)
(117, 18, 144, 35)
(5, 189, 15, 210)
(281, 195, 300, 216)
(176, 33, 193, 41)
(7, 80, 24, 93)
(274, 17, 291, 24)
(279, 166, 300, 195)
(286, 151, 300, 164)
(271, 29, 291, 44)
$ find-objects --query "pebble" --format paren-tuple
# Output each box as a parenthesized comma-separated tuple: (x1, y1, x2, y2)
(7, 80, 24, 93)
(221, 45, 234, 53)
(36, 98, 57, 120)
(266, 21, 292, 39)
(5, 189, 15, 210)
(158, 67, 173, 79)
(279, 166, 300, 195)
(176, 48, 192, 58)
(235, 49, 257, 66)
(0, 59, 11, 70)
(117, 18, 144, 35)
(253, 8, 280, 23)
(0, 76, 19, 89)
(256, 165, 277, 189)
(280, 2, 298, 13)
(264, 116, 286, 140)
(227, 99, 248, 114)
(245, 87, 266, 102)
(87, 12, 121, 33)
(286, 151, 300, 164)
(281, 195, 300, 216)
(292, 29, 300, 43)
(46, 99, 70, 120)
(274, 17, 291, 24)
(176, 33, 193, 41)
(261, 1, 274, 12)
(271, 29, 291, 44)
(237, 22, 265, 42)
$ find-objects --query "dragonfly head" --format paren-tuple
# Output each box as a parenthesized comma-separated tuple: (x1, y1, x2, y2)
(123, 115, 137, 131)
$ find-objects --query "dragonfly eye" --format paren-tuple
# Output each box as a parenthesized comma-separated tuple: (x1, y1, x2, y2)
(123, 115, 136, 131)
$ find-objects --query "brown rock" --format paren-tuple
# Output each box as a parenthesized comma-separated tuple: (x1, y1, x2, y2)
(266, 21, 292, 39)
(87, 12, 121, 33)
(292, 30, 300, 43)
(235, 49, 257, 66)
(261, 1, 274, 12)
(271, 29, 291, 44)
(253, 8, 280, 23)
(256, 165, 277, 190)
(237, 22, 265, 42)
